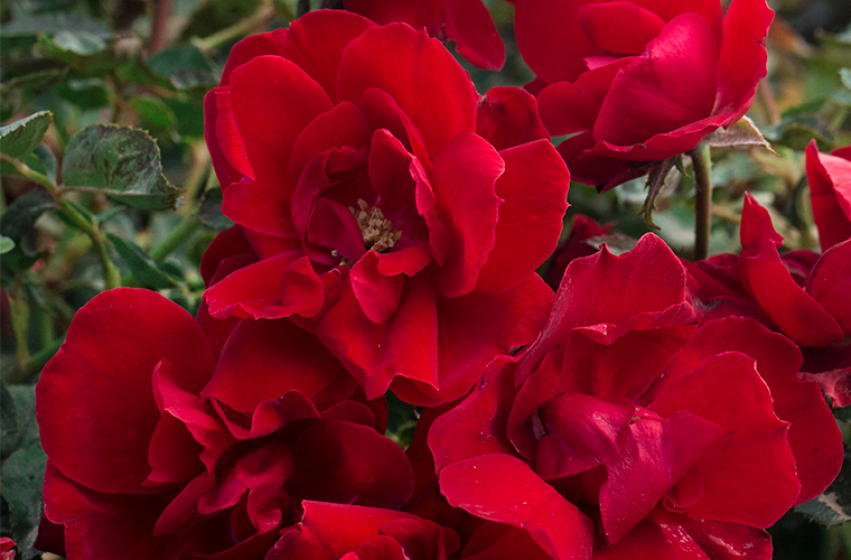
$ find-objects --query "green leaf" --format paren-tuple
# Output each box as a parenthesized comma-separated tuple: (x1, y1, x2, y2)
(107, 233, 181, 289)
(0, 381, 18, 458)
(1, 384, 38, 459)
(797, 449, 851, 525)
(62, 125, 180, 210)
(146, 45, 216, 90)
(129, 95, 178, 133)
(0, 191, 58, 242)
(840, 68, 851, 91)
(0, 69, 66, 122)
(0, 13, 111, 38)
(703, 116, 778, 155)
(763, 115, 836, 152)
(0, 111, 52, 159)
(0, 236, 15, 254)
(1, 444, 47, 553)
(35, 30, 108, 63)
(198, 188, 234, 230)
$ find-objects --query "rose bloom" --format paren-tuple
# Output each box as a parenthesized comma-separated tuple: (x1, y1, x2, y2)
(35, 289, 413, 559)
(685, 193, 851, 408)
(509, 0, 774, 190)
(426, 234, 842, 559)
(203, 10, 568, 406)
(342, 0, 505, 70)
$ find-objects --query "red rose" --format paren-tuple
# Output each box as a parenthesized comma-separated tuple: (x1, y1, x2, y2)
(342, 0, 505, 70)
(510, 0, 774, 190)
(203, 10, 569, 405)
(268, 501, 460, 559)
(36, 289, 412, 559)
(428, 234, 841, 558)
(806, 139, 851, 251)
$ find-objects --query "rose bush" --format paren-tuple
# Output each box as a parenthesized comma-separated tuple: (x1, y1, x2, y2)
(342, 0, 505, 70)
(35, 288, 412, 559)
(509, 0, 774, 189)
(203, 10, 569, 406)
(427, 234, 842, 559)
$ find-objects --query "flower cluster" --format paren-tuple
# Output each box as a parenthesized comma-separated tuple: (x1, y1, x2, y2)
(33, 3, 848, 560)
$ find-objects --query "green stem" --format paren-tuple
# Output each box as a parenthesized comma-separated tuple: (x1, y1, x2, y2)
(23, 334, 65, 380)
(194, 4, 277, 53)
(689, 144, 713, 261)
(8, 278, 30, 372)
(1, 153, 121, 289)
(149, 215, 202, 262)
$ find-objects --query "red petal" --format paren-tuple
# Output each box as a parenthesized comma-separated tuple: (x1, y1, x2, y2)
(439, 454, 594, 560)
(431, 131, 504, 297)
(203, 318, 344, 413)
(593, 14, 718, 146)
(739, 194, 843, 346)
(599, 411, 724, 543)
(649, 352, 800, 527)
(512, 0, 603, 84)
(660, 317, 842, 503)
(445, 0, 505, 70)
(337, 23, 477, 157)
(713, 0, 774, 119)
(350, 251, 406, 324)
(393, 273, 554, 406)
(292, 420, 414, 509)
(806, 140, 851, 251)
(807, 239, 851, 335)
(475, 139, 569, 295)
(317, 276, 438, 400)
(578, 2, 666, 54)
(42, 463, 186, 559)
(428, 357, 518, 473)
(37, 289, 214, 495)
(225, 55, 333, 237)
(477, 87, 550, 151)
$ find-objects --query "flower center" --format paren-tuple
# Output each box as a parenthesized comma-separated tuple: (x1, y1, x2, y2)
(351, 198, 401, 253)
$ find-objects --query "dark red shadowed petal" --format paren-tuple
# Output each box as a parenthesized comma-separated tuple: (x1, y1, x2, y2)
(37, 289, 215, 495)
(337, 23, 477, 157)
(350, 251, 406, 325)
(439, 453, 594, 560)
(444, 0, 505, 70)
(42, 462, 188, 560)
(291, 420, 414, 509)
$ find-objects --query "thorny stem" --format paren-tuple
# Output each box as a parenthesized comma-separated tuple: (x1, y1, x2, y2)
(0, 154, 121, 289)
(689, 144, 713, 261)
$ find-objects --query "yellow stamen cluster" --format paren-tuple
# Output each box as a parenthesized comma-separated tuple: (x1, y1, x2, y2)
(350, 199, 401, 253)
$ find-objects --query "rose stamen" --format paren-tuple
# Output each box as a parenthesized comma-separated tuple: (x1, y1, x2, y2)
(350, 198, 401, 253)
